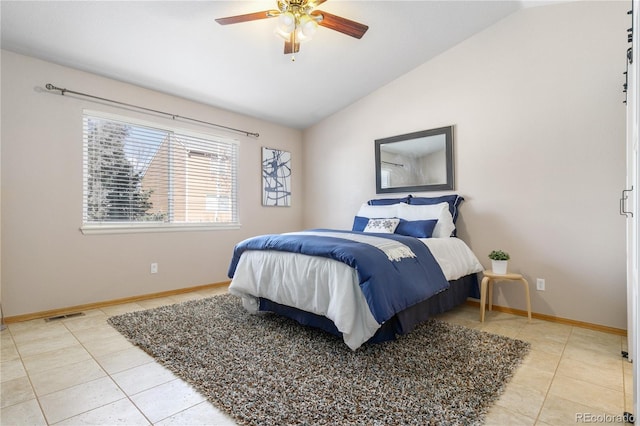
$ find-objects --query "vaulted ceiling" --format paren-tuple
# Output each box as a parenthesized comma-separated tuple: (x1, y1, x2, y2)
(1, 1, 548, 129)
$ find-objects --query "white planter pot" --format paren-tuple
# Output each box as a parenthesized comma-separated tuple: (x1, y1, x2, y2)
(491, 260, 508, 274)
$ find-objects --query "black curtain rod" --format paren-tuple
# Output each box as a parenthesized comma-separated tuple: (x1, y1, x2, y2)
(44, 83, 260, 138)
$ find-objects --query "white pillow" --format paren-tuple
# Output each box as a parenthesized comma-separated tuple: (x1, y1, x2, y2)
(396, 202, 455, 238)
(355, 203, 399, 219)
(363, 218, 400, 233)
(396, 201, 447, 220)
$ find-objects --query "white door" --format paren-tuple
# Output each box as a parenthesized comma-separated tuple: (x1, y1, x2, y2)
(625, 31, 637, 364)
(626, 0, 639, 418)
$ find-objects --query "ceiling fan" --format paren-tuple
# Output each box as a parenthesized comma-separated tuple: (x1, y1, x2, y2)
(215, 0, 369, 57)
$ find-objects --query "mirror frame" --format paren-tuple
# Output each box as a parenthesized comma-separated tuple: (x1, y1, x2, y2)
(375, 126, 454, 194)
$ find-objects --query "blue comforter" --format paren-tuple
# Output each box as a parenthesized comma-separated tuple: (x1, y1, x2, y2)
(228, 229, 449, 324)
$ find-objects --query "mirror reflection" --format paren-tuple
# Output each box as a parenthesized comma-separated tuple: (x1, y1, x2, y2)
(375, 126, 453, 193)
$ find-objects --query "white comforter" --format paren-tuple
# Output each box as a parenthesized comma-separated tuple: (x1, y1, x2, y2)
(229, 237, 483, 350)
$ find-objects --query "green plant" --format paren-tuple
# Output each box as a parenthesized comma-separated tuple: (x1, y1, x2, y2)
(488, 250, 510, 261)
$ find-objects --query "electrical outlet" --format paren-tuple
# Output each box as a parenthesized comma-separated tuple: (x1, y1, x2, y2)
(536, 278, 545, 291)
(150, 263, 158, 274)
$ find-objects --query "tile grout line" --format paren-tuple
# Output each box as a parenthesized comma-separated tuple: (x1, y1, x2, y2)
(545, 327, 627, 419)
(7, 309, 152, 425)
(41, 319, 107, 425)
(4, 324, 51, 425)
(95, 300, 223, 425)
(61, 308, 156, 426)
(530, 323, 572, 425)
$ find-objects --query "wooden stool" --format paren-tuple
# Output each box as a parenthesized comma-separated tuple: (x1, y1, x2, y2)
(480, 271, 532, 322)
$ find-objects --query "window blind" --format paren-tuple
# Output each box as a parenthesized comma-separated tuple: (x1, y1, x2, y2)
(82, 112, 239, 232)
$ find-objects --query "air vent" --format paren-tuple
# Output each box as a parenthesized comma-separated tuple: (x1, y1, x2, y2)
(44, 312, 85, 322)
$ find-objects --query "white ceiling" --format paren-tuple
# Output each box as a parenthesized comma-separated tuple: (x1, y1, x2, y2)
(1, 1, 546, 129)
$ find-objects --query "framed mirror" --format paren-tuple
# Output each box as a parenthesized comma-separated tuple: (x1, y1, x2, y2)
(375, 126, 454, 193)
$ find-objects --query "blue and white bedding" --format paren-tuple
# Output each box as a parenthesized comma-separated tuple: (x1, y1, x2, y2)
(228, 230, 483, 350)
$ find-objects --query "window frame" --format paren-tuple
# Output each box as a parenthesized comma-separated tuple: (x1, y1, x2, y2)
(80, 110, 241, 235)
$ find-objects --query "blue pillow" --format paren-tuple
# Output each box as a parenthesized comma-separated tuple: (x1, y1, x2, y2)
(367, 196, 411, 206)
(408, 195, 464, 223)
(395, 219, 438, 238)
(352, 216, 370, 232)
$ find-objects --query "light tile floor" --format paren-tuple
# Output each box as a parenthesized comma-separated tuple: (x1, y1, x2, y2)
(1, 286, 634, 425)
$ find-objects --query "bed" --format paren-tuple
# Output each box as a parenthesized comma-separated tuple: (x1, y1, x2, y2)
(228, 195, 483, 350)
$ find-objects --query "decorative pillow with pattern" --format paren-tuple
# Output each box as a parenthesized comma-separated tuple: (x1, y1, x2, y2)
(363, 218, 400, 234)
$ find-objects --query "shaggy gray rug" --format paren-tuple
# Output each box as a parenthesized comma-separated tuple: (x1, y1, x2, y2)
(108, 294, 530, 425)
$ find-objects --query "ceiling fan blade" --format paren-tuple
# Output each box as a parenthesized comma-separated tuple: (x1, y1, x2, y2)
(284, 42, 300, 54)
(311, 10, 368, 39)
(215, 10, 279, 25)
(284, 33, 300, 55)
(310, 0, 328, 7)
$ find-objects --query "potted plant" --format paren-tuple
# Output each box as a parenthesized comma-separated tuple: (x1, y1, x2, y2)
(488, 250, 510, 274)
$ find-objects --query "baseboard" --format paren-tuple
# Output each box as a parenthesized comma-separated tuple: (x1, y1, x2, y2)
(5, 286, 627, 338)
(3, 281, 231, 324)
(465, 300, 627, 337)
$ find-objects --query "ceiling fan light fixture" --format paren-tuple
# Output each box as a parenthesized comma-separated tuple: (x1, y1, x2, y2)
(216, 0, 369, 57)
(298, 14, 318, 38)
(274, 26, 291, 41)
(295, 26, 311, 43)
(277, 12, 296, 34)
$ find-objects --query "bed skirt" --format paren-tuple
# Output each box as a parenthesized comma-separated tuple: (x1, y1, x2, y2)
(258, 273, 479, 345)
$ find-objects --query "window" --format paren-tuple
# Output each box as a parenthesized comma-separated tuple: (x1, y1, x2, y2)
(82, 111, 239, 233)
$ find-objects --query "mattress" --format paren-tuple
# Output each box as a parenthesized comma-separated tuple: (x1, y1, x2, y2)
(229, 236, 483, 350)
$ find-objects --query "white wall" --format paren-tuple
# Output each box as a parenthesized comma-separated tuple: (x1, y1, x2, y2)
(302, 1, 629, 329)
(1, 51, 303, 317)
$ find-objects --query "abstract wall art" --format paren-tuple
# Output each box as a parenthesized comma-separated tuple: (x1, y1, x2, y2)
(262, 147, 291, 206)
